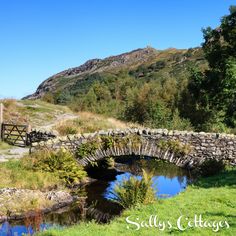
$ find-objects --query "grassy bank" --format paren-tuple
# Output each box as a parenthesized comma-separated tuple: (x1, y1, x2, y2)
(38, 167, 236, 236)
(0, 149, 87, 217)
(0, 159, 63, 190)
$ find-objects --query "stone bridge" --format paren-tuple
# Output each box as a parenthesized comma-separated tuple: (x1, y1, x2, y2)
(34, 128, 236, 169)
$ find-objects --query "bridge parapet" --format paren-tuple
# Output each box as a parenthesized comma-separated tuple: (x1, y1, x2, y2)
(32, 128, 236, 168)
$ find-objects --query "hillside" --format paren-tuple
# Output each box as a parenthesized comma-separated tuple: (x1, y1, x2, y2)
(25, 47, 207, 131)
(0, 99, 134, 133)
(25, 47, 206, 100)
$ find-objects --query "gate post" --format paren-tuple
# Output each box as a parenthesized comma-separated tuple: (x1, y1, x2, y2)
(26, 124, 32, 146)
(0, 103, 3, 140)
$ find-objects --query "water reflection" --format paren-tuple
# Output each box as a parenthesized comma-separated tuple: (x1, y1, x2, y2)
(105, 158, 191, 199)
(0, 221, 50, 236)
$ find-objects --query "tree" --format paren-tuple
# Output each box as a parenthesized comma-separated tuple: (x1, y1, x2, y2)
(182, 6, 236, 131)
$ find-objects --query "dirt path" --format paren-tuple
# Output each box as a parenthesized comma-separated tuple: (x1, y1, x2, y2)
(35, 113, 79, 132)
(0, 146, 29, 162)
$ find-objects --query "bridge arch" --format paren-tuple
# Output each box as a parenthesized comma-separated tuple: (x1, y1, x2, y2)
(34, 128, 236, 169)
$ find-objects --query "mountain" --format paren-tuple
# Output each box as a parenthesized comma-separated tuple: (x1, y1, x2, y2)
(25, 47, 206, 100)
(24, 46, 207, 131)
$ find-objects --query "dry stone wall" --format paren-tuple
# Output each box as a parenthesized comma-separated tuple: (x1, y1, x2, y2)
(33, 128, 236, 169)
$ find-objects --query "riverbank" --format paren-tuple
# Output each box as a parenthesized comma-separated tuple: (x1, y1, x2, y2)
(38, 167, 236, 236)
(0, 150, 90, 222)
(0, 188, 79, 223)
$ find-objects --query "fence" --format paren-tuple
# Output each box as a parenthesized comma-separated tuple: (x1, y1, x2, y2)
(1, 123, 30, 147)
(0, 103, 56, 147)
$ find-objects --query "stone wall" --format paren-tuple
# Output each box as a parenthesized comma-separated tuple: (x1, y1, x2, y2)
(33, 128, 236, 169)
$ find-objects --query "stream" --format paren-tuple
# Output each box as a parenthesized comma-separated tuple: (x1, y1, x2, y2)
(0, 157, 193, 236)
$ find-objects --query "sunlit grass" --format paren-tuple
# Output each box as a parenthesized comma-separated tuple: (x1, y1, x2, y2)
(0, 98, 72, 127)
(0, 141, 12, 150)
(0, 159, 63, 190)
(55, 111, 139, 135)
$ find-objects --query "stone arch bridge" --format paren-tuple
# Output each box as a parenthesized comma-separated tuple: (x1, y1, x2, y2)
(34, 128, 236, 169)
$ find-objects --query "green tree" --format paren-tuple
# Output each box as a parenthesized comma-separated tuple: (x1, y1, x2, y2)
(182, 6, 236, 131)
(92, 82, 112, 101)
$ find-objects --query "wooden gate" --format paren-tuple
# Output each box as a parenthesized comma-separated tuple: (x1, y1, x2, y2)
(1, 123, 29, 147)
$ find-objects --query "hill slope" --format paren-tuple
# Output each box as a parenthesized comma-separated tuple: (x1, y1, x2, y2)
(25, 47, 206, 100)
(25, 47, 207, 130)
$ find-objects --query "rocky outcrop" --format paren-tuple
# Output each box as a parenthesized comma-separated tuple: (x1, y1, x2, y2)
(23, 47, 161, 99)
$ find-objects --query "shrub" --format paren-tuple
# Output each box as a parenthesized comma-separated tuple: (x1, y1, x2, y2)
(157, 140, 192, 155)
(41, 93, 55, 104)
(24, 149, 87, 185)
(199, 159, 226, 177)
(101, 136, 114, 150)
(98, 156, 115, 169)
(110, 169, 156, 208)
(75, 142, 99, 160)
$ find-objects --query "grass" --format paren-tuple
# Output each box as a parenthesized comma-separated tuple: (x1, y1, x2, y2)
(37, 167, 236, 236)
(55, 111, 139, 135)
(0, 149, 87, 218)
(1, 99, 137, 134)
(0, 141, 11, 150)
(0, 159, 63, 190)
(0, 99, 72, 127)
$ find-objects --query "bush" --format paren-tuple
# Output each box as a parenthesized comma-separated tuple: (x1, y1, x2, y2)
(75, 142, 99, 160)
(41, 93, 55, 104)
(101, 136, 114, 150)
(110, 169, 156, 208)
(24, 149, 87, 185)
(157, 140, 192, 156)
(199, 159, 225, 177)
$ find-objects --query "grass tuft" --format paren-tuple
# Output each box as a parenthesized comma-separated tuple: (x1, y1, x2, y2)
(110, 169, 156, 208)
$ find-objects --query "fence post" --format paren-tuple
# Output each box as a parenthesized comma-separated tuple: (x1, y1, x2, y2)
(27, 124, 32, 133)
(26, 124, 32, 147)
(0, 103, 3, 140)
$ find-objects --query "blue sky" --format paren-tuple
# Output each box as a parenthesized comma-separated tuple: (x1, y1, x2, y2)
(0, 0, 235, 98)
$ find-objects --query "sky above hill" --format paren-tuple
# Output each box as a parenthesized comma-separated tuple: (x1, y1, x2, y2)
(0, 0, 235, 98)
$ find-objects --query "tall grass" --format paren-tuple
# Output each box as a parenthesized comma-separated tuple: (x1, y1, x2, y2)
(0, 160, 62, 190)
(110, 169, 156, 208)
(54, 111, 139, 135)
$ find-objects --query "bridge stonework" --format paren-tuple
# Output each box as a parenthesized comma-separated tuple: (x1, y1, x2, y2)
(34, 128, 236, 169)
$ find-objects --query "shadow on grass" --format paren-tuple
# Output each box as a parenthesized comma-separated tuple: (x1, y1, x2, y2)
(205, 211, 236, 219)
(204, 212, 236, 228)
(192, 168, 236, 188)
